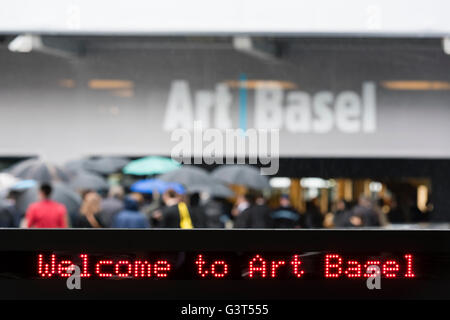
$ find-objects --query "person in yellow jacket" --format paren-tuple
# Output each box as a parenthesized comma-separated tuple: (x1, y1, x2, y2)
(160, 189, 194, 228)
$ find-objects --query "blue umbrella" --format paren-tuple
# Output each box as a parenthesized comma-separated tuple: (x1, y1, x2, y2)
(130, 179, 168, 194)
(130, 179, 186, 195)
(163, 182, 186, 195)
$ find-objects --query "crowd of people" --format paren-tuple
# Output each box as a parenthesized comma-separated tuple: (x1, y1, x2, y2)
(0, 182, 400, 229)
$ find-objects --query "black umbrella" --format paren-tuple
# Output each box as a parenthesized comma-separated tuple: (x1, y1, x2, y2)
(158, 166, 212, 187)
(8, 159, 71, 183)
(69, 171, 109, 191)
(64, 159, 89, 174)
(14, 182, 82, 216)
(188, 181, 234, 198)
(83, 157, 129, 175)
(211, 165, 270, 190)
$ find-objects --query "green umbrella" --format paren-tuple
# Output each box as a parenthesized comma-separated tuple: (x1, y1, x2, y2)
(122, 156, 181, 176)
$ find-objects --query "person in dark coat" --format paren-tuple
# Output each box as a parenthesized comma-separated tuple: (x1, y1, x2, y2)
(73, 191, 104, 228)
(387, 198, 405, 224)
(0, 199, 16, 227)
(304, 198, 323, 228)
(112, 193, 150, 228)
(188, 193, 206, 228)
(352, 196, 380, 227)
(203, 196, 227, 228)
(98, 185, 124, 228)
(271, 195, 302, 228)
(234, 192, 272, 229)
(159, 189, 197, 228)
(333, 199, 353, 228)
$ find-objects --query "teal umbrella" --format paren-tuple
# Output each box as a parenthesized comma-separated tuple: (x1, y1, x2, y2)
(122, 156, 181, 176)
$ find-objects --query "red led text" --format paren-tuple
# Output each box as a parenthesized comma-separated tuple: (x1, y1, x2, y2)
(324, 253, 416, 279)
(195, 254, 229, 278)
(37, 254, 171, 279)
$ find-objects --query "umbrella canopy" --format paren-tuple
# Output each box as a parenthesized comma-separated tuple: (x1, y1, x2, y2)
(83, 157, 129, 175)
(7, 159, 71, 183)
(130, 179, 169, 194)
(123, 156, 180, 176)
(10, 179, 36, 191)
(64, 158, 90, 174)
(163, 182, 186, 195)
(69, 171, 109, 191)
(13, 181, 82, 216)
(130, 179, 186, 195)
(188, 181, 234, 198)
(158, 166, 212, 187)
(0, 173, 18, 195)
(211, 165, 270, 190)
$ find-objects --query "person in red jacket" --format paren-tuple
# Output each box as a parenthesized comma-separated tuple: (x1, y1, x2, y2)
(26, 183, 68, 228)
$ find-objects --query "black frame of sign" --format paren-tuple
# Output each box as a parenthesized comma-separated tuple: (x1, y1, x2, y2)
(0, 229, 449, 300)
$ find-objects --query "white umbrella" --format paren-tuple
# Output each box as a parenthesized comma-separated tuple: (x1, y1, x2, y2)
(0, 173, 18, 195)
